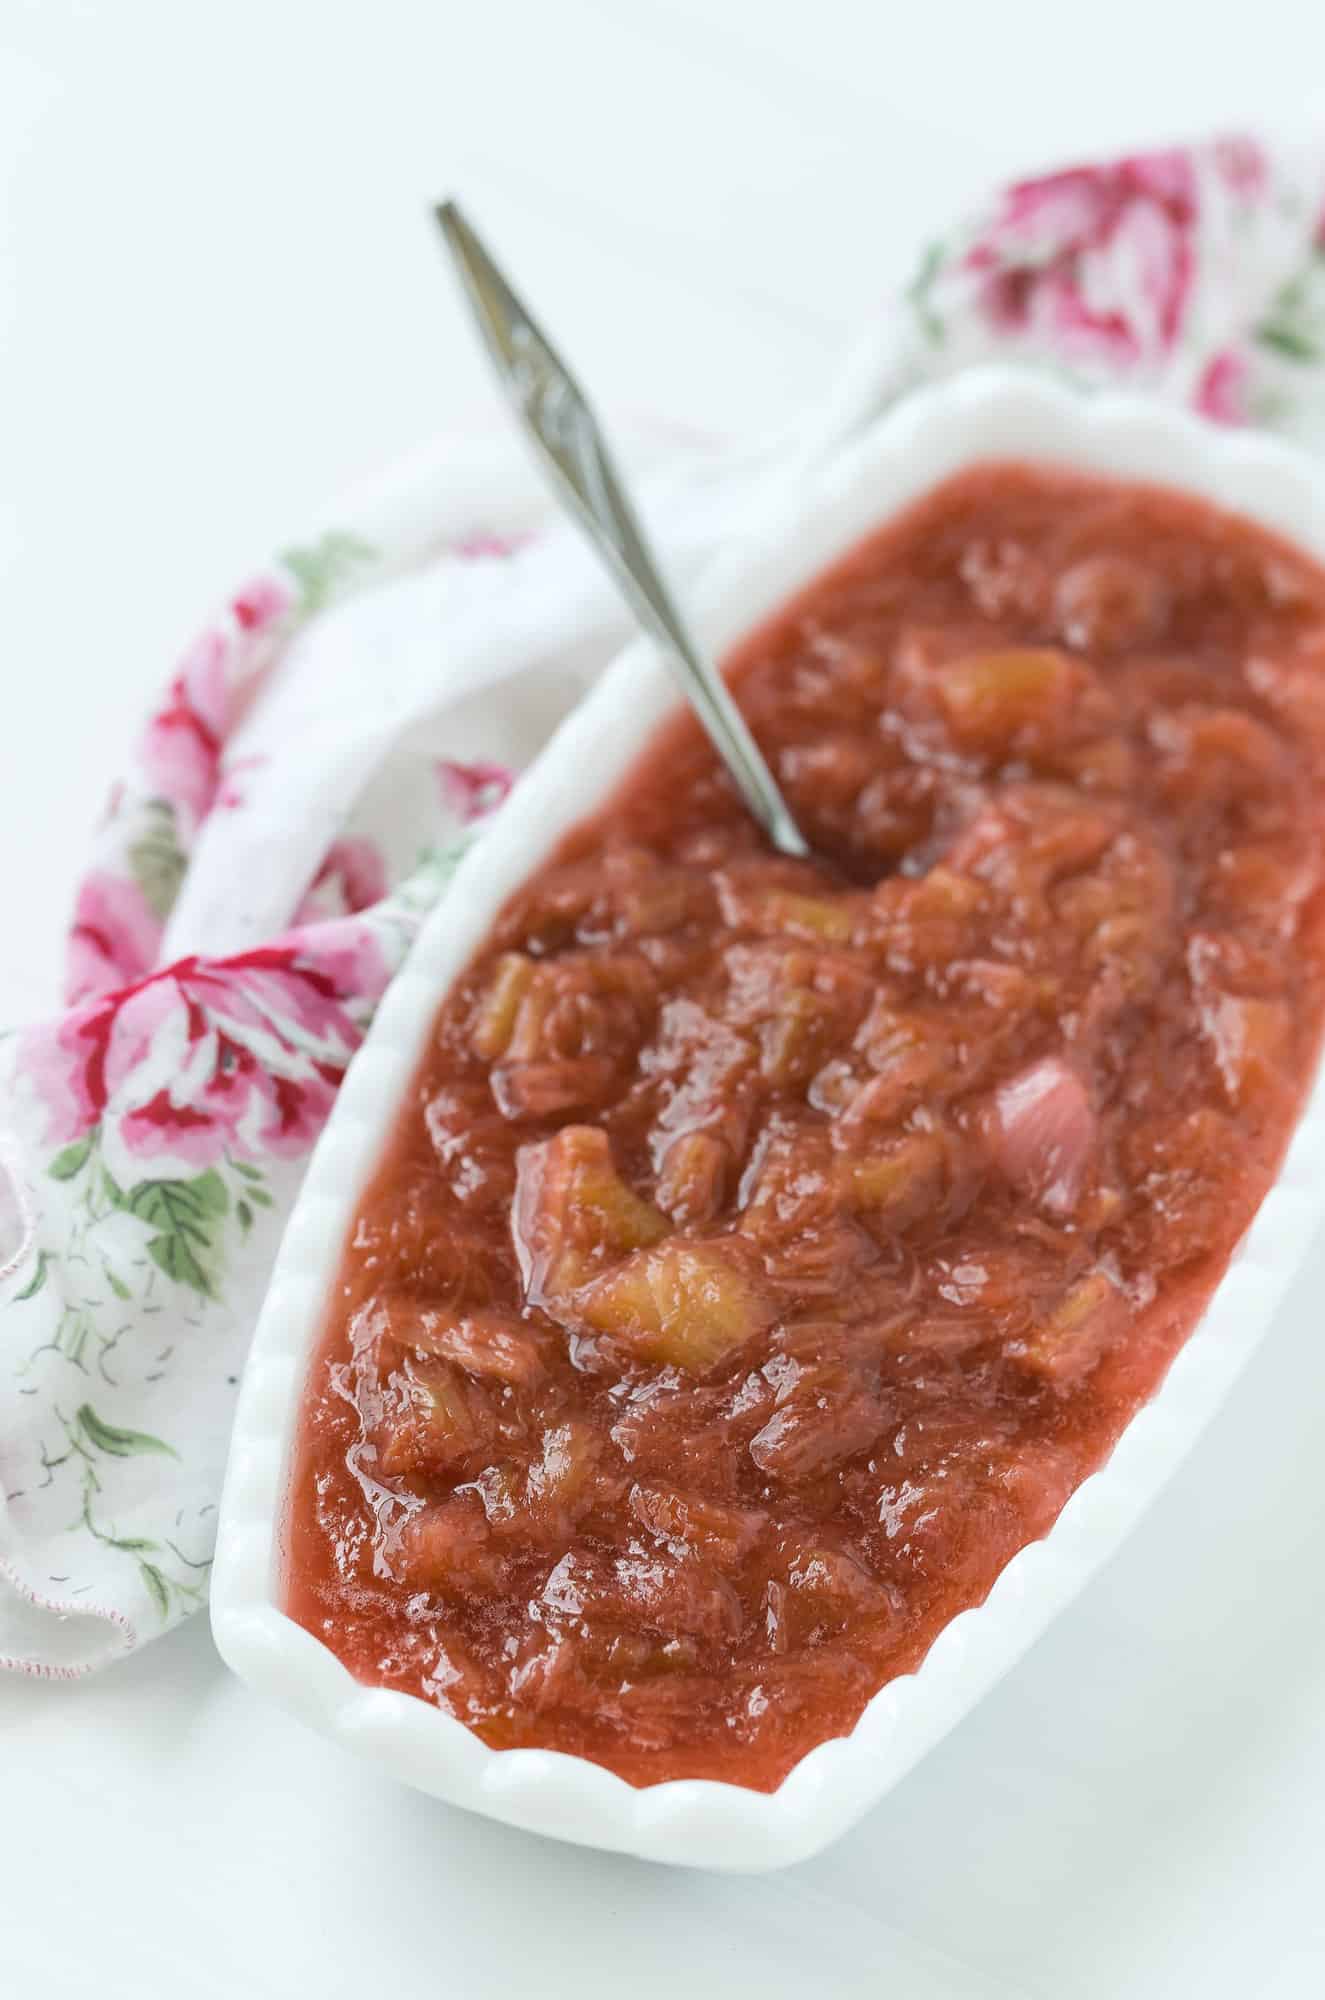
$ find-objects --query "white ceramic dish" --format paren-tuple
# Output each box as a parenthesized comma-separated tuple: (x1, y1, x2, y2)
(211, 366, 1325, 1871)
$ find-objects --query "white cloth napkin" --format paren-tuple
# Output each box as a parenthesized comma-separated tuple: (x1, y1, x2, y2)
(3, 134, 1324, 1676)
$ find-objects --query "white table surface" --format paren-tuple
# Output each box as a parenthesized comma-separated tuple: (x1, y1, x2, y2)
(5, 4, 1325, 1994)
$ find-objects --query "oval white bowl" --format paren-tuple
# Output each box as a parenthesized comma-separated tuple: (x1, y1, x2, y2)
(211, 366, 1325, 1870)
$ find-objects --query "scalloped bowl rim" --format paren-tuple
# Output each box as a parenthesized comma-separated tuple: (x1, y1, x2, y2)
(211, 366, 1325, 1870)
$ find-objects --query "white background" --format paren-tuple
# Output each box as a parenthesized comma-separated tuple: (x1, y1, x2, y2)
(5, 4, 1325, 1995)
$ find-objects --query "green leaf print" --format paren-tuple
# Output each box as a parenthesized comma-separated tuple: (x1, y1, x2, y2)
(49, 1137, 92, 1182)
(1255, 254, 1325, 367)
(145, 1230, 213, 1296)
(907, 240, 946, 346)
(1257, 322, 1317, 362)
(139, 1561, 171, 1620)
(14, 1252, 49, 1301)
(102, 1260, 132, 1301)
(121, 1172, 229, 1297)
(280, 530, 377, 614)
(188, 1169, 229, 1217)
(128, 800, 187, 922)
(76, 1404, 177, 1460)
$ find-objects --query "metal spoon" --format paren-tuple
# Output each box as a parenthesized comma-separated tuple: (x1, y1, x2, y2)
(434, 199, 811, 862)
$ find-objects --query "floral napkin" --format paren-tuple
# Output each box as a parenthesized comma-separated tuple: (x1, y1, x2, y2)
(4, 135, 1325, 1677)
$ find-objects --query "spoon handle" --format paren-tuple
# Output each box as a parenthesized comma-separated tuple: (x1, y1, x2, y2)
(435, 200, 810, 861)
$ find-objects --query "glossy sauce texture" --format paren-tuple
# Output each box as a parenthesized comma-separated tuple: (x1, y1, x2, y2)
(287, 467, 1325, 1789)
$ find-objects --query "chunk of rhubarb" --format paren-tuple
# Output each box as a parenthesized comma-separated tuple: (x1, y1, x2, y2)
(471, 952, 535, 1061)
(493, 954, 656, 1066)
(377, 1359, 493, 1480)
(522, 1420, 607, 1533)
(1054, 733, 1138, 794)
(1209, 843, 1316, 936)
(1121, 1105, 1245, 1271)
(738, 1125, 840, 1243)
(841, 1130, 947, 1231)
(578, 1238, 775, 1373)
(902, 865, 985, 922)
(1016, 1269, 1129, 1386)
(628, 1483, 764, 1569)
(948, 786, 1122, 905)
(749, 1386, 883, 1482)
(647, 997, 758, 1162)
(1055, 834, 1175, 1002)
(724, 883, 855, 945)
(542, 1547, 744, 1644)
(988, 1057, 1095, 1215)
(655, 1130, 728, 1224)
(758, 986, 833, 1085)
(848, 1002, 949, 1120)
(371, 1301, 546, 1386)
(1151, 704, 1288, 803)
(1248, 652, 1325, 753)
(490, 1055, 616, 1120)
(604, 845, 707, 937)
(764, 1536, 892, 1649)
(1054, 554, 1170, 653)
(1199, 991, 1293, 1104)
(513, 1126, 667, 1302)
(936, 647, 1077, 752)
(720, 944, 871, 1086)
(393, 1493, 511, 1598)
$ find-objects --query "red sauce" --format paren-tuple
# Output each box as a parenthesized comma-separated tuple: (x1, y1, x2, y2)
(286, 466, 1325, 1790)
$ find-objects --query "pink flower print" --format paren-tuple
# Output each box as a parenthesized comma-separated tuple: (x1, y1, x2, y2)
(293, 838, 389, 923)
(437, 758, 515, 825)
(452, 528, 533, 560)
(231, 573, 295, 633)
(965, 151, 1198, 367)
(271, 912, 400, 1022)
(25, 923, 392, 1174)
(117, 1026, 342, 1169)
(67, 872, 163, 1007)
(1212, 134, 1268, 201)
(139, 628, 230, 826)
(1193, 348, 1251, 426)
